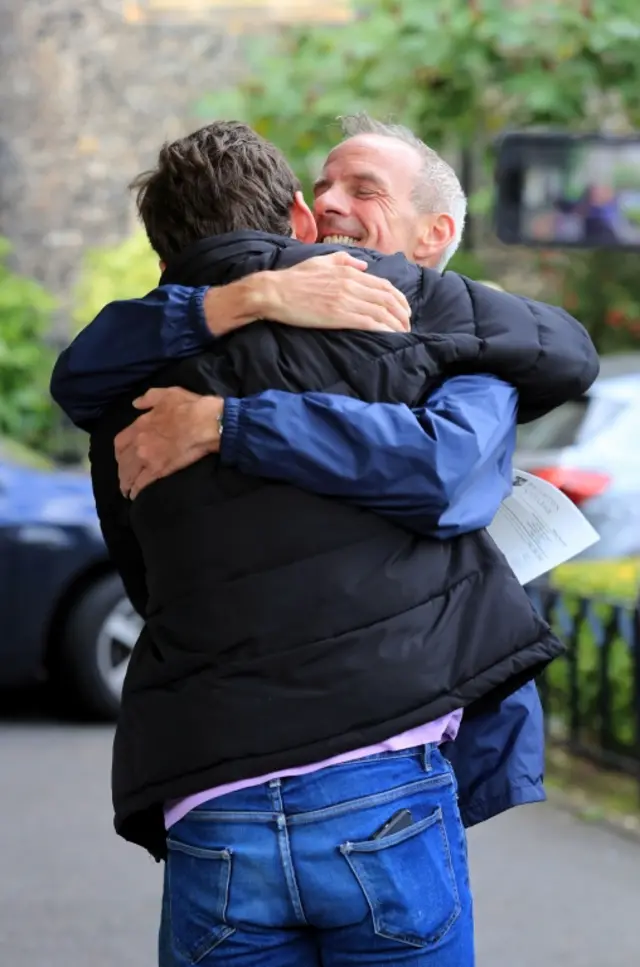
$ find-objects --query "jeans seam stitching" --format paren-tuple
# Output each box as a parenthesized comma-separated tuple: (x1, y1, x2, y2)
(287, 773, 453, 826)
(167, 848, 236, 962)
(269, 782, 308, 926)
(183, 774, 452, 827)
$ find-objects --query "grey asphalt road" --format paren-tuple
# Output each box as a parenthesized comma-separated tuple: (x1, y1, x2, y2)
(1, 708, 639, 966)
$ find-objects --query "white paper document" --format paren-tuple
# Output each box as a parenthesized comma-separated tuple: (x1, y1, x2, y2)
(487, 469, 600, 586)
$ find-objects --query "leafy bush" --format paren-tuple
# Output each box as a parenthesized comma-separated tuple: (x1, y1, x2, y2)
(0, 238, 57, 451)
(551, 558, 640, 604)
(73, 231, 159, 332)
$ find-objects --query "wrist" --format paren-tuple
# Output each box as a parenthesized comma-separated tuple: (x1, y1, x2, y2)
(194, 395, 225, 453)
(247, 271, 283, 321)
(203, 274, 275, 336)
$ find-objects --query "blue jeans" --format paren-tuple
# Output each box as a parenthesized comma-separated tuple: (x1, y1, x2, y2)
(159, 745, 474, 966)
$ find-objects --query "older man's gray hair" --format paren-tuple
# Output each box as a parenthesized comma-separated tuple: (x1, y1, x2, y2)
(338, 113, 467, 271)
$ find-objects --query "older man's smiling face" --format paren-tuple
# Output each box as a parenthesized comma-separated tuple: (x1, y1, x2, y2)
(313, 134, 430, 261)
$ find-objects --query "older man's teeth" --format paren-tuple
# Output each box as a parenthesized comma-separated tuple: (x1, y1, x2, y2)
(323, 235, 361, 246)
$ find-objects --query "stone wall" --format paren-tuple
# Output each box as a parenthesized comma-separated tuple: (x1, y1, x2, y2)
(0, 1, 244, 323)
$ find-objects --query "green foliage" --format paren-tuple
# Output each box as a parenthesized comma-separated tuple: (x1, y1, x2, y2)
(73, 231, 159, 332)
(197, 0, 640, 351)
(552, 558, 640, 603)
(0, 238, 58, 451)
(198, 0, 640, 189)
(543, 594, 636, 756)
(446, 249, 491, 279)
(533, 248, 640, 354)
(545, 558, 640, 758)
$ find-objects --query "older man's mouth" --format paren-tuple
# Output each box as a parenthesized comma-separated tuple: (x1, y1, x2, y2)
(321, 234, 362, 246)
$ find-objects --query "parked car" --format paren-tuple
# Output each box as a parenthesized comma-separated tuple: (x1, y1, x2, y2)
(515, 354, 640, 560)
(0, 437, 141, 719)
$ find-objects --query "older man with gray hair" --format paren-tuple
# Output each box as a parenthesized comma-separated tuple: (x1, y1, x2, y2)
(320, 113, 468, 270)
(52, 115, 597, 967)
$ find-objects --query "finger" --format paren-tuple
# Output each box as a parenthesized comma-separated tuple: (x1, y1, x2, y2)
(371, 311, 404, 332)
(320, 251, 368, 271)
(114, 423, 135, 452)
(119, 458, 142, 496)
(117, 440, 147, 488)
(339, 269, 411, 324)
(387, 286, 411, 320)
(351, 282, 411, 331)
(342, 288, 407, 332)
(115, 409, 154, 456)
(355, 273, 411, 318)
(129, 470, 156, 501)
(359, 299, 411, 332)
(114, 426, 142, 460)
(119, 467, 133, 497)
(132, 387, 167, 410)
(349, 315, 396, 332)
(375, 290, 412, 332)
(343, 268, 410, 309)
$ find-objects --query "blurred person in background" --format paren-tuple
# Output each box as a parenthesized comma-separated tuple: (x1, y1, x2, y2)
(51, 118, 598, 967)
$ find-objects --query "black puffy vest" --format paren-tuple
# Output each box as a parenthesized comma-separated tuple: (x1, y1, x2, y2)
(97, 233, 597, 857)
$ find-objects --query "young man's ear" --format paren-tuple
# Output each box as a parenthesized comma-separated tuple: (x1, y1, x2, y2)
(290, 191, 318, 244)
(412, 213, 456, 269)
(159, 260, 166, 274)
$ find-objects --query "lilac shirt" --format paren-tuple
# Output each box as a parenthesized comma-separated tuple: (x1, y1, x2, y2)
(164, 711, 462, 828)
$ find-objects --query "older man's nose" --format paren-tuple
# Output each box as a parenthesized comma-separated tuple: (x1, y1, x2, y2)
(314, 186, 351, 217)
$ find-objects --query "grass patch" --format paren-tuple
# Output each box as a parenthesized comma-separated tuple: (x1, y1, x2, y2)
(546, 745, 640, 834)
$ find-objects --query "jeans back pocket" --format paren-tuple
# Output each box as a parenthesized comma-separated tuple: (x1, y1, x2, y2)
(166, 837, 236, 964)
(340, 806, 461, 949)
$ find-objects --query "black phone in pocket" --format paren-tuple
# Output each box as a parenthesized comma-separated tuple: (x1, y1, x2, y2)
(371, 808, 413, 841)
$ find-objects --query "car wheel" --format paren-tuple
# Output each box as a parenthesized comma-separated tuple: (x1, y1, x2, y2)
(54, 574, 143, 721)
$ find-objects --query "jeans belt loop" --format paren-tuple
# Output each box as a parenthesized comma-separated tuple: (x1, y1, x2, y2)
(422, 742, 433, 773)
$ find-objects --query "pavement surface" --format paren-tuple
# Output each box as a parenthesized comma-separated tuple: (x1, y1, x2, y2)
(1, 695, 639, 966)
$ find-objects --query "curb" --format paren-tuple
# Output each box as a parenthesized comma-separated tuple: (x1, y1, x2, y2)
(546, 784, 640, 844)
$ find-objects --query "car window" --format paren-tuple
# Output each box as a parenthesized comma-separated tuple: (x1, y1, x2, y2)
(517, 400, 588, 450)
(574, 397, 627, 444)
(516, 397, 626, 451)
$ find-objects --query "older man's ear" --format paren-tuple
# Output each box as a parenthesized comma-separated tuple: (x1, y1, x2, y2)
(290, 191, 318, 244)
(412, 213, 456, 268)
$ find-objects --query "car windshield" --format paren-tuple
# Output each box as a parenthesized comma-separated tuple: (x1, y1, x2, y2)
(516, 395, 626, 451)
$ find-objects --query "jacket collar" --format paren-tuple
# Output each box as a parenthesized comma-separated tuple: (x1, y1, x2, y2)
(160, 232, 303, 287)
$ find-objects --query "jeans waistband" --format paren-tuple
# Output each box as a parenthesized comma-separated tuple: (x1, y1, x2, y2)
(324, 742, 437, 773)
(179, 743, 451, 828)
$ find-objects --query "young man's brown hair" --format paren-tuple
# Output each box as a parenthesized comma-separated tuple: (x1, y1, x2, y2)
(131, 121, 302, 262)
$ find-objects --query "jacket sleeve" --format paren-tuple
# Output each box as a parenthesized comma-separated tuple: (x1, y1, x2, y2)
(514, 295, 600, 420)
(50, 286, 212, 427)
(89, 413, 150, 620)
(444, 680, 546, 828)
(220, 374, 516, 538)
(405, 268, 600, 423)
